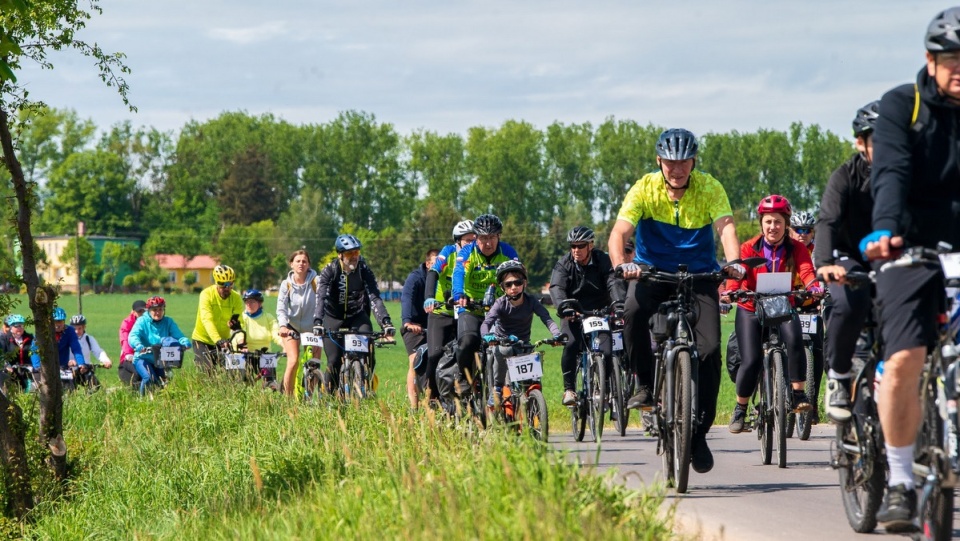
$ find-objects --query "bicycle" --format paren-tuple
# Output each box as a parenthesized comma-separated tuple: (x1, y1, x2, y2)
(134, 343, 187, 394)
(322, 328, 394, 400)
(729, 288, 812, 469)
(619, 262, 732, 493)
(221, 330, 285, 391)
(557, 298, 621, 444)
(787, 302, 823, 441)
(286, 329, 326, 404)
(486, 335, 565, 441)
(438, 289, 495, 428)
(1, 363, 35, 395)
(60, 363, 101, 394)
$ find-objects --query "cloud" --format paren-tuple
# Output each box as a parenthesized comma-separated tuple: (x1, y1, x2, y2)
(207, 21, 287, 45)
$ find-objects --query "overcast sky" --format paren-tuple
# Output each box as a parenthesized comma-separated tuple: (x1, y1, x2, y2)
(17, 1, 952, 140)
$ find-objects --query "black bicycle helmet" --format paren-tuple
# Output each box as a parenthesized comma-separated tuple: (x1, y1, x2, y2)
(473, 214, 503, 236)
(852, 100, 880, 137)
(926, 7, 960, 52)
(495, 260, 527, 284)
(655, 128, 698, 160)
(335, 234, 362, 253)
(70, 314, 87, 326)
(242, 289, 264, 302)
(566, 226, 595, 244)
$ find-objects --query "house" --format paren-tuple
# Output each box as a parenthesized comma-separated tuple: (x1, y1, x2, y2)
(35, 235, 141, 292)
(155, 254, 219, 291)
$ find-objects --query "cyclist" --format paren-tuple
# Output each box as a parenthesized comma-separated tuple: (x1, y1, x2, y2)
(312, 234, 395, 390)
(790, 211, 816, 255)
(723, 195, 822, 433)
(451, 214, 520, 394)
(481, 261, 562, 405)
(118, 300, 146, 385)
(860, 7, 960, 527)
(191, 264, 244, 373)
(787, 210, 825, 418)
(277, 249, 322, 396)
(70, 315, 113, 369)
(239, 289, 281, 351)
(401, 247, 439, 408)
(549, 226, 624, 406)
(33, 307, 87, 375)
(815, 100, 880, 424)
(128, 296, 191, 395)
(0, 315, 35, 391)
(424, 220, 476, 400)
(608, 128, 743, 474)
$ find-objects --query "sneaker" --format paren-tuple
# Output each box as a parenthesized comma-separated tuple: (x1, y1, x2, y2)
(792, 389, 812, 413)
(691, 437, 714, 474)
(729, 403, 748, 433)
(562, 389, 577, 406)
(825, 378, 852, 423)
(626, 385, 653, 410)
(876, 484, 917, 532)
(487, 387, 502, 409)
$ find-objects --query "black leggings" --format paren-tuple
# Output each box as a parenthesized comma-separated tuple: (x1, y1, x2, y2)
(425, 313, 456, 398)
(323, 314, 373, 381)
(734, 308, 807, 398)
(824, 261, 872, 376)
(560, 319, 611, 391)
(456, 311, 484, 381)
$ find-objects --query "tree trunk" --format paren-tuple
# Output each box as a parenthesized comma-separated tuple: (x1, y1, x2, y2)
(0, 106, 67, 482)
(0, 393, 34, 518)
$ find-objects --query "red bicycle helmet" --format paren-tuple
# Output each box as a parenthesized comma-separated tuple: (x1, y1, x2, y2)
(145, 296, 166, 309)
(757, 195, 792, 217)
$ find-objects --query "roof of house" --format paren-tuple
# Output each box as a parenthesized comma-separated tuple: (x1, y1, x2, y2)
(155, 254, 219, 270)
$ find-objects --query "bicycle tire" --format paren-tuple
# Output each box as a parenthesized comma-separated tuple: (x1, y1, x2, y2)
(526, 389, 549, 442)
(836, 421, 884, 533)
(351, 359, 366, 399)
(917, 376, 954, 541)
(758, 370, 773, 466)
(571, 356, 587, 442)
(589, 353, 606, 443)
(659, 371, 675, 488)
(797, 345, 816, 441)
(673, 350, 694, 494)
(611, 355, 627, 437)
(773, 350, 788, 468)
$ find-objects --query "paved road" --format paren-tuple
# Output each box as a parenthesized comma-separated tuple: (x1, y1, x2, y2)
(556, 423, 959, 540)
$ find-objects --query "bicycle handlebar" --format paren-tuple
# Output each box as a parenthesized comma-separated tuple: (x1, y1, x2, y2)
(728, 289, 814, 302)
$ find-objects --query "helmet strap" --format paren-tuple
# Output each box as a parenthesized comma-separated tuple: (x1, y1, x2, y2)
(659, 160, 693, 191)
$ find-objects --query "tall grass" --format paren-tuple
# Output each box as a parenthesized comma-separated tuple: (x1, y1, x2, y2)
(13, 371, 674, 540)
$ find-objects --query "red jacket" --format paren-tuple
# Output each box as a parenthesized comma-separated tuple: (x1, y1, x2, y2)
(725, 235, 818, 313)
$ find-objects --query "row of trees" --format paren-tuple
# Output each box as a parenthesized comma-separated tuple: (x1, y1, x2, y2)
(1, 109, 854, 289)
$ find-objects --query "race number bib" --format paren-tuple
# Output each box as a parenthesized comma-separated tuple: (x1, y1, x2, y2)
(224, 353, 246, 370)
(582, 317, 610, 332)
(506, 353, 543, 382)
(159, 346, 182, 362)
(940, 252, 960, 279)
(612, 331, 624, 352)
(344, 334, 369, 353)
(59, 369, 74, 380)
(259, 353, 278, 369)
(300, 333, 323, 347)
(798, 314, 818, 334)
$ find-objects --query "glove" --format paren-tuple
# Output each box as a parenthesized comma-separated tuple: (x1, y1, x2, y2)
(859, 229, 892, 260)
(508, 335, 518, 343)
(312, 325, 324, 336)
(216, 339, 230, 351)
(612, 302, 625, 318)
(617, 262, 641, 275)
(423, 298, 440, 310)
(553, 334, 565, 345)
(483, 334, 497, 343)
(383, 326, 396, 338)
(724, 263, 746, 279)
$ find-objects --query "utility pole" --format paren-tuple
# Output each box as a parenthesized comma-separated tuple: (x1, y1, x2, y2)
(76, 221, 84, 315)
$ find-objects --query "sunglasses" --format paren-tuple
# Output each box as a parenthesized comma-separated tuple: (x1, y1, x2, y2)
(217, 281, 234, 288)
(570, 243, 589, 250)
(793, 228, 812, 235)
(502, 279, 525, 289)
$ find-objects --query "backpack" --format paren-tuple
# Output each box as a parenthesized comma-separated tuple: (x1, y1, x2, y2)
(435, 340, 466, 399)
(911, 83, 930, 134)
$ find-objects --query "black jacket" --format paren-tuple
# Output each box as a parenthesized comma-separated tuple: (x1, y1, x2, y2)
(314, 258, 390, 325)
(549, 249, 624, 312)
(401, 263, 429, 326)
(872, 67, 960, 249)
(815, 153, 873, 266)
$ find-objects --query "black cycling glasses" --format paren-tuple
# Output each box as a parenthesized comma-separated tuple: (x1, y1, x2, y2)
(569, 243, 589, 250)
(793, 228, 812, 235)
(502, 279, 525, 289)
(217, 281, 234, 288)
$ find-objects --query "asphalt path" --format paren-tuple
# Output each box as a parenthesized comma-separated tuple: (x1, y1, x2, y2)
(555, 422, 959, 540)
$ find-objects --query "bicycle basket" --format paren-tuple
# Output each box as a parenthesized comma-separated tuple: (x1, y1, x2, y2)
(755, 295, 793, 327)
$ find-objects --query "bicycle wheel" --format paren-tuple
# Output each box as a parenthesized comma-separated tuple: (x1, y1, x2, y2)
(571, 358, 587, 442)
(917, 377, 953, 541)
(351, 359, 366, 399)
(797, 345, 816, 441)
(526, 389, 549, 442)
(304, 369, 323, 403)
(773, 350, 788, 468)
(611, 355, 627, 437)
(659, 378, 675, 488)
(836, 421, 884, 533)
(588, 353, 606, 443)
(672, 350, 694, 494)
(757, 371, 773, 466)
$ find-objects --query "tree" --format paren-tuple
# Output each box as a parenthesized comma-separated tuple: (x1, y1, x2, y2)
(0, 0, 134, 510)
(100, 241, 141, 293)
(218, 145, 279, 226)
(38, 149, 136, 235)
(214, 221, 275, 290)
(543, 121, 595, 218)
(407, 130, 468, 209)
(594, 118, 660, 222)
(58, 236, 95, 289)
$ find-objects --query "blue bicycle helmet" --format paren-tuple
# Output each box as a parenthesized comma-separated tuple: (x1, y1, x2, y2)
(656, 128, 699, 160)
(5, 314, 24, 326)
(335, 234, 362, 253)
(52, 307, 67, 321)
(242, 289, 264, 302)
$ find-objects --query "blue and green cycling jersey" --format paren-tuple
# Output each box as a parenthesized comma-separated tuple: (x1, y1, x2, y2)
(452, 241, 519, 313)
(430, 243, 459, 317)
(616, 169, 733, 273)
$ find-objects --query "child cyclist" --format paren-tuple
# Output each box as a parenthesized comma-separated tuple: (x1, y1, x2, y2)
(480, 261, 562, 407)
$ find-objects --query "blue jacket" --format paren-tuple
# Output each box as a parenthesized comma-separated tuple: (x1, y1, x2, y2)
(32, 325, 85, 370)
(401, 263, 429, 327)
(128, 315, 191, 364)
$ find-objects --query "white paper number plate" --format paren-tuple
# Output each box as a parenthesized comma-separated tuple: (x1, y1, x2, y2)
(59, 369, 74, 380)
(582, 316, 610, 332)
(798, 314, 818, 334)
(224, 353, 246, 370)
(259, 353, 278, 369)
(506, 353, 542, 382)
(612, 331, 624, 352)
(344, 334, 369, 353)
(160, 346, 182, 362)
(941, 252, 960, 279)
(300, 333, 323, 347)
